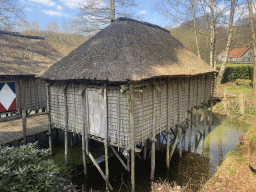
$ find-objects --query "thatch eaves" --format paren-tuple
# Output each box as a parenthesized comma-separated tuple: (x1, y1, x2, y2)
(0, 31, 62, 77)
(42, 17, 217, 82)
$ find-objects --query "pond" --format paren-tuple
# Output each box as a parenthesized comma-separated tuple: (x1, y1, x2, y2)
(49, 112, 250, 191)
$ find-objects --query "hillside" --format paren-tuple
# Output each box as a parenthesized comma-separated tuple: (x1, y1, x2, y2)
(22, 30, 88, 56)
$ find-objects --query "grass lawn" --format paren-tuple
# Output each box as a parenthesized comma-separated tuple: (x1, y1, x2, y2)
(216, 63, 253, 68)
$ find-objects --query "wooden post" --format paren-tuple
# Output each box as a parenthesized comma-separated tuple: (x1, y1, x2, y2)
(166, 78, 171, 169)
(88, 152, 113, 190)
(239, 92, 245, 114)
(48, 113, 53, 155)
(64, 86, 68, 165)
(104, 83, 109, 191)
(70, 132, 74, 148)
(82, 88, 87, 175)
(188, 78, 192, 152)
(22, 110, 27, 144)
(150, 81, 156, 181)
(110, 145, 129, 171)
(47, 84, 52, 155)
(223, 87, 227, 112)
(177, 79, 182, 158)
(203, 104, 207, 137)
(129, 83, 135, 192)
(178, 126, 182, 158)
(143, 140, 147, 160)
(209, 100, 213, 132)
(169, 130, 179, 162)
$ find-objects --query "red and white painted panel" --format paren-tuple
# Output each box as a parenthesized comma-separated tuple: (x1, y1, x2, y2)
(0, 82, 17, 113)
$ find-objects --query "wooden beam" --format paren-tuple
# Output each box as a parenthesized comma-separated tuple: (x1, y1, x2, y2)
(110, 145, 129, 171)
(88, 152, 113, 190)
(169, 129, 179, 163)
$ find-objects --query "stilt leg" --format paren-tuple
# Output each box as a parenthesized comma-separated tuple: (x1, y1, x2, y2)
(71, 132, 74, 148)
(203, 104, 207, 138)
(104, 140, 109, 190)
(48, 113, 52, 155)
(82, 132, 87, 175)
(65, 129, 68, 165)
(209, 100, 213, 132)
(150, 138, 156, 181)
(188, 110, 192, 152)
(169, 133, 179, 162)
(22, 110, 27, 145)
(179, 126, 182, 158)
(166, 131, 171, 169)
(143, 140, 147, 160)
(88, 152, 113, 190)
(131, 147, 135, 192)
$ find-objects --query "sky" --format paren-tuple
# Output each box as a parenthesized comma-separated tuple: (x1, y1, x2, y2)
(20, 0, 169, 31)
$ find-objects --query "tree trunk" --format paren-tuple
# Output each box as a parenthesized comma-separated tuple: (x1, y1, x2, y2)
(217, 0, 236, 86)
(191, 0, 201, 58)
(209, 0, 216, 68)
(110, 0, 115, 21)
(248, 0, 256, 95)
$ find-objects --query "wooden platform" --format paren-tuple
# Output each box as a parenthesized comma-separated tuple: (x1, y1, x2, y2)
(0, 114, 49, 145)
(213, 93, 238, 100)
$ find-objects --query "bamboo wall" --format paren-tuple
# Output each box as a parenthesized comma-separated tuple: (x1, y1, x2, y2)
(49, 74, 215, 148)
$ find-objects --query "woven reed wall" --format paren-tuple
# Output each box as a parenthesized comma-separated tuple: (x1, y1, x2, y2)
(19, 79, 47, 111)
(133, 75, 214, 145)
(49, 74, 215, 148)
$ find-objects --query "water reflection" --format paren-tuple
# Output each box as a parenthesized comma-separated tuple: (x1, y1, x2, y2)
(184, 113, 250, 176)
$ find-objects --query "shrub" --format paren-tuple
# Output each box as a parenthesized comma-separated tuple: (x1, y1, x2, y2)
(217, 65, 254, 83)
(0, 142, 73, 192)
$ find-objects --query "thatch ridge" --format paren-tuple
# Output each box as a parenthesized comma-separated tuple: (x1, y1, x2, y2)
(0, 31, 62, 76)
(42, 18, 217, 82)
(116, 17, 170, 33)
(0, 30, 45, 40)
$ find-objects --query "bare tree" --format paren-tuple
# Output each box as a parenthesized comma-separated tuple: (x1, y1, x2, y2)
(209, 0, 216, 68)
(79, 0, 136, 32)
(216, 0, 236, 87)
(0, 0, 24, 30)
(156, 0, 202, 58)
(247, 0, 256, 95)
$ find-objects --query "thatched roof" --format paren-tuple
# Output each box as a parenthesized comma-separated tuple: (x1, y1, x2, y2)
(42, 17, 217, 82)
(0, 31, 62, 77)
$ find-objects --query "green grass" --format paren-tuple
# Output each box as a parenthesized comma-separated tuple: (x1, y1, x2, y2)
(226, 85, 253, 94)
(216, 63, 253, 68)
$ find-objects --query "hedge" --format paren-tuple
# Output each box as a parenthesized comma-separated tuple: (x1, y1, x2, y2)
(217, 65, 254, 83)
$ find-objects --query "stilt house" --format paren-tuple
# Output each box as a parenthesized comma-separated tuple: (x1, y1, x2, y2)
(0, 31, 62, 116)
(42, 18, 218, 191)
